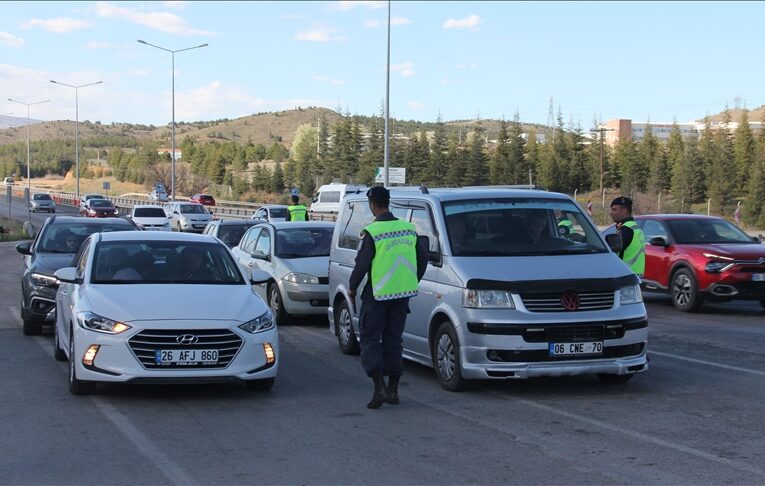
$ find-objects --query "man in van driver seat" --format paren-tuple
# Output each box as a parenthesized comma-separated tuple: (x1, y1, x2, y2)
(349, 186, 428, 409)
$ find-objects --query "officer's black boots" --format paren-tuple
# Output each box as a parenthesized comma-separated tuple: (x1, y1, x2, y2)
(385, 375, 400, 405)
(367, 372, 386, 409)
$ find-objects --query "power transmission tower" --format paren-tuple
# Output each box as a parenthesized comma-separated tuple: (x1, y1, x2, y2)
(546, 96, 555, 142)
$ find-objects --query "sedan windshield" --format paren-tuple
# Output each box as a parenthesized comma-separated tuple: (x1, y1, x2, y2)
(443, 198, 607, 256)
(33, 194, 52, 200)
(269, 207, 288, 218)
(90, 199, 114, 208)
(275, 227, 333, 258)
(91, 241, 244, 284)
(38, 223, 134, 253)
(134, 207, 166, 218)
(180, 204, 206, 214)
(667, 219, 753, 244)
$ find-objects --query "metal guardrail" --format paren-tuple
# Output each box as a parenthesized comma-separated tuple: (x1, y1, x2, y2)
(19, 184, 337, 222)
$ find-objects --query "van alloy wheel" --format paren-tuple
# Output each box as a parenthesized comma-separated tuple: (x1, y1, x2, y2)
(335, 301, 359, 355)
(436, 334, 456, 381)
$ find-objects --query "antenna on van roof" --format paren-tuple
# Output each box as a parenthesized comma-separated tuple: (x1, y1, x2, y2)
(419, 183, 429, 194)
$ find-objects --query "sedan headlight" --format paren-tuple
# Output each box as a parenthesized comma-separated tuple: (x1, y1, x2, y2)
(239, 311, 275, 333)
(283, 273, 320, 284)
(620, 285, 643, 305)
(77, 312, 131, 334)
(30, 272, 58, 287)
(463, 289, 515, 309)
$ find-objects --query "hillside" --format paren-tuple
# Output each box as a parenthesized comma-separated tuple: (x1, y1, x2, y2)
(705, 105, 765, 123)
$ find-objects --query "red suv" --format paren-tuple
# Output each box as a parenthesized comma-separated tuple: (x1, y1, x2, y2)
(190, 194, 216, 206)
(622, 215, 765, 312)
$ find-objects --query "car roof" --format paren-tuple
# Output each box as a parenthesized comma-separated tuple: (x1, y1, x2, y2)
(638, 214, 725, 221)
(265, 221, 335, 230)
(344, 187, 571, 203)
(98, 231, 218, 243)
(47, 216, 132, 225)
(217, 219, 259, 226)
(178, 202, 204, 206)
(132, 204, 165, 210)
(261, 204, 288, 209)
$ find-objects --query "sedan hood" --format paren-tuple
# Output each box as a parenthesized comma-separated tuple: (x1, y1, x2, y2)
(279, 256, 329, 278)
(84, 284, 268, 323)
(681, 243, 765, 261)
(33, 252, 76, 275)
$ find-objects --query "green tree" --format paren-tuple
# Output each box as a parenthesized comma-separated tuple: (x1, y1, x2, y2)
(612, 139, 641, 195)
(271, 160, 285, 193)
(490, 119, 510, 184)
(641, 124, 670, 192)
(424, 114, 449, 186)
(291, 124, 319, 195)
(462, 122, 488, 186)
(444, 131, 465, 187)
(707, 111, 736, 215)
(668, 123, 689, 210)
(508, 113, 528, 184)
(734, 110, 755, 188)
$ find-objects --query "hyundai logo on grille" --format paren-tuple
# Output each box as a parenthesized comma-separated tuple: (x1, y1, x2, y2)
(176, 334, 199, 345)
(560, 291, 580, 311)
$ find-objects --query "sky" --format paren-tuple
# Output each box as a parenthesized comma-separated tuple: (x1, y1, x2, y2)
(2, 1, 764, 128)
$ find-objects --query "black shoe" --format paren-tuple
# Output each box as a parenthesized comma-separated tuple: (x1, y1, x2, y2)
(385, 375, 400, 405)
(367, 372, 386, 409)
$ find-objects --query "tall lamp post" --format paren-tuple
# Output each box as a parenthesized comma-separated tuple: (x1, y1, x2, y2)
(600, 171, 610, 207)
(590, 127, 614, 195)
(50, 80, 102, 201)
(8, 98, 50, 222)
(138, 39, 208, 202)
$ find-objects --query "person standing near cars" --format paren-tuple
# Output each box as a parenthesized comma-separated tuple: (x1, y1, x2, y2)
(286, 195, 309, 221)
(610, 196, 645, 278)
(349, 186, 428, 409)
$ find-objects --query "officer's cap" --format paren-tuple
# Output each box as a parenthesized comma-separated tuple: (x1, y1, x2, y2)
(366, 186, 390, 205)
(610, 196, 633, 210)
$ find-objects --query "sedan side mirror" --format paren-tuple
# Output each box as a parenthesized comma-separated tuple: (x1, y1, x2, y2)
(649, 236, 668, 247)
(15, 240, 33, 255)
(250, 270, 271, 285)
(251, 251, 269, 261)
(54, 267, 81, 284)
(605, 233, 623, 253)
(753, 235, 762, 243)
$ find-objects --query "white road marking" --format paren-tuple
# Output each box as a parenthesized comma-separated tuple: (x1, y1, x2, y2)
(648, 350, 765, 377)
(289, 325, 765, 478)
(30, 334, 196, 486)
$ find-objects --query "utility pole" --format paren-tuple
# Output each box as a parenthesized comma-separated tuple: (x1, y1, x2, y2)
(590, 127, 614, 195)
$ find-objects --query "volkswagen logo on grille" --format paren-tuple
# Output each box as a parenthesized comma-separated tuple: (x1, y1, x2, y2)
(176, 334, 199, 345)
(560, 291, 580, 311)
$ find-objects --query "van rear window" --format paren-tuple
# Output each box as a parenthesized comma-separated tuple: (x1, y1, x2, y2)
(320, 191, 341, 203)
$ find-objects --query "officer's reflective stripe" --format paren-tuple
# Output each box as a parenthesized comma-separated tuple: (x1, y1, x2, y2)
(371, 229, 418, 242)
(624, 246, 645, 266)
(374, 290, 419, 301)
(372, 256, 418, 294)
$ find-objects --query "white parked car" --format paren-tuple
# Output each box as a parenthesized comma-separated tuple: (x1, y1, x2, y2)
(231, 222, 334, 323)
(164, 202, 212, 233)
(251, 204, 289, 222)
(53, 231, 278, 395)
(130, 205, 171, 231)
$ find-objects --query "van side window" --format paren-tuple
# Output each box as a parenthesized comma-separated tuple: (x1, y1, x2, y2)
(339, 202, 373, 250)
(410, 208, 438, 252)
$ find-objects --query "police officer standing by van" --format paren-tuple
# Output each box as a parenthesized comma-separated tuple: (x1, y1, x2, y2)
(610, 196, 645, 278)
(286, 195, 309, 221)
(349, 186, 428, 409)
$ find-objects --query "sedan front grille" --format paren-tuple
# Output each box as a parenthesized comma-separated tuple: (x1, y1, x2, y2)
(520, 291, 614, 312)
(128, 329, 242, 369)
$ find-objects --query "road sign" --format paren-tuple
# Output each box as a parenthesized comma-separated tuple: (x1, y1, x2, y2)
(291, 187, 300, 196)
(103, 181, 111, 190)
(375, 167, 406, 184)
(5, 185, 10, 204)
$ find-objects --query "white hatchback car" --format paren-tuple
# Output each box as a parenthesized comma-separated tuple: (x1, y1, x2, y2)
(231, 222, 334, 323)
(53, 231, 278, 395)
(130, 204, 171, 231)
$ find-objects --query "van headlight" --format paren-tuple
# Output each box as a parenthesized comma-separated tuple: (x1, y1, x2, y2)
(283, 273, 319, 284)
(77, 312, 131, 334)
(463, 289, 515, 309)
(619, 285, 643, 305)
(239, 311, 275, 333)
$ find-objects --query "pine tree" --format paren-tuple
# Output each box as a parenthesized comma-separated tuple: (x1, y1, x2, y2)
(490, 119, 510, 184)
(462, 121, 488, 186)
(668, 123, 688, 210)
(641, 124, 670, 192)
(566, 124, 589, 193)
(358, 114, 383, 185)
(708, 110, 736, 215)
(424, 113, 448, 186)
(271, 160, 284, 193)
(734, 110, 755, 188)
(613, 139, 641, 195)
(525, 128, 539, 185)
(508, 113, 527, 184)
(444, 131, 464, 187)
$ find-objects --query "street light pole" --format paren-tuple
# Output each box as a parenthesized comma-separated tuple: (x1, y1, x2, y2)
(8, 98, 50, 222)
(590, 127, 614, 195)
(383, 0, 391, 188)
(138, 39, 208, 202)
(600, 171, 610, 207)
(50, 80, 102, 201)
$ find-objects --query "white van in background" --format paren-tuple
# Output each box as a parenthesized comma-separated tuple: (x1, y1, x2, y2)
(309, 183, 367, 214)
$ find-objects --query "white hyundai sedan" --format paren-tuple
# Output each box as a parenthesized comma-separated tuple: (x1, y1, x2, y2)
(53, 231, 278, 395)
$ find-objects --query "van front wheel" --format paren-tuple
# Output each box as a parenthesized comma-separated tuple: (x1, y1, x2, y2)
(433, 321, 467, 392)
(335, 300, 359, 355)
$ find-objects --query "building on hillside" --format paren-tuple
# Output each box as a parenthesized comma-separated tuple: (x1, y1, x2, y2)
(598, 118, 765, 146)
(157, 148, 183, 160)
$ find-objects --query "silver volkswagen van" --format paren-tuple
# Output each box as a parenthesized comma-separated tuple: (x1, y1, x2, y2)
(327, 187, 647, 391)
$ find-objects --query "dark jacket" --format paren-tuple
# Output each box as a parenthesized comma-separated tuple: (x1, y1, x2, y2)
(349, 211, 429, 302)
(616, 216, 636, 260)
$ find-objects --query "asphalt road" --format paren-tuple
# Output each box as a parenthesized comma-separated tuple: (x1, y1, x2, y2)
(0, 194, 80, 230)
(1, 239, 764, 485)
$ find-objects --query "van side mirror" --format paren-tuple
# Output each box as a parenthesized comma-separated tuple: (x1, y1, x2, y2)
(605, 233, 623, 253)
(649, 236, 668, 247)
(417, 235, 441, 263)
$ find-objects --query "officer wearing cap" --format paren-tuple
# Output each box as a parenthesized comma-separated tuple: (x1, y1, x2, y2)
(610, 196, 645, 277)
(286, 194, 309, 221)
(349, 186, 428, 409)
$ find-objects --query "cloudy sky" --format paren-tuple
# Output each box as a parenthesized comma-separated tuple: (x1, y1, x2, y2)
(2, 1, 764, 126)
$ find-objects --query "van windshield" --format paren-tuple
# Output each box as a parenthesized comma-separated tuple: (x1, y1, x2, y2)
(443, 199, 607, 256)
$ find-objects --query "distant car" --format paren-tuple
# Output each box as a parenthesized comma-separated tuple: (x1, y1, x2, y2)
(251, 205, 289, 222)
(231, 221, 334, 323)
(130, 205, 171, 231)
(81, 198, 118, 218)
(15, 216, 139, 336)
(190, 194, 216, 206)
(604, 214, 765, 311)
(149, 189, 169, 202)
(30, 193, 56, 213)
(79, 194, 106, 212)
(165, 202, 212, 233)
(202, 219, 260, 248)
(53, 231, 278, 395)
(4, 176, 14, 186)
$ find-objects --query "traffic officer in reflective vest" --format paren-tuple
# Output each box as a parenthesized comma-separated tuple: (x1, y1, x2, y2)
(610, 196, 645, 277)
(286, 195, 308, 221)
(349, 186, 428, 409)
